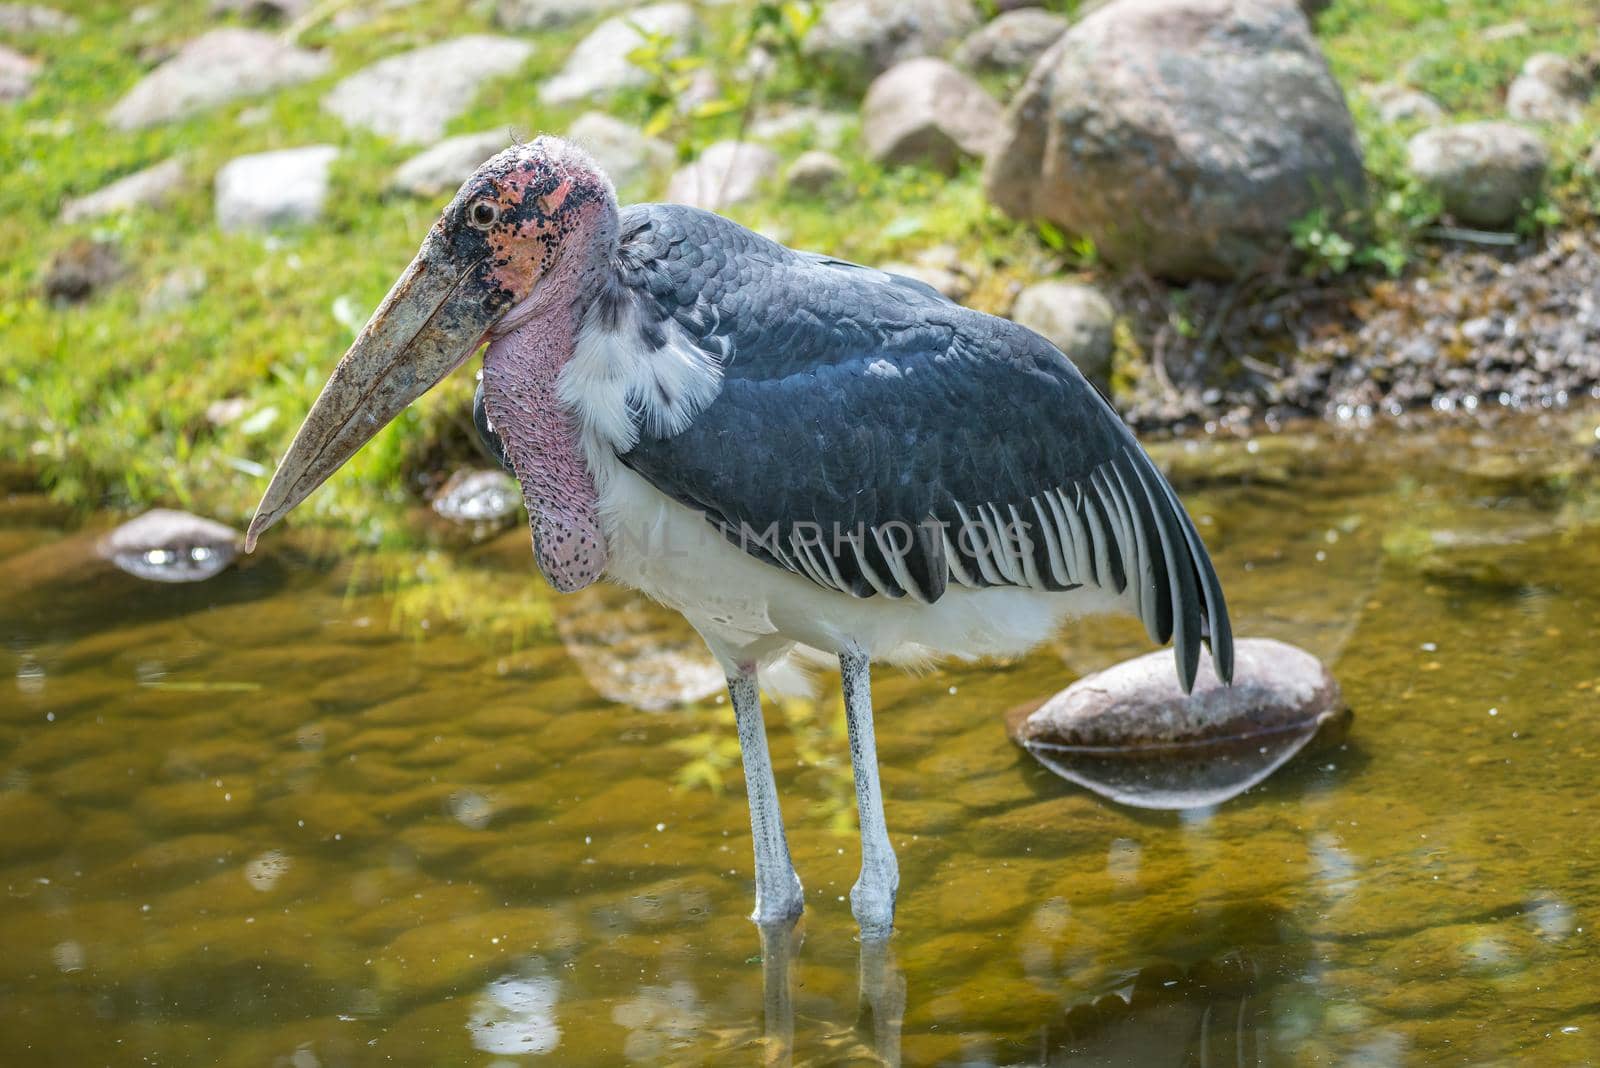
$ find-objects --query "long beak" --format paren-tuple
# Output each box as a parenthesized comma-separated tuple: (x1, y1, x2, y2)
(245, 242, 494, 552)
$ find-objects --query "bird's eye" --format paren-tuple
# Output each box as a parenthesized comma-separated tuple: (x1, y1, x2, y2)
(468, 199, 500, 230)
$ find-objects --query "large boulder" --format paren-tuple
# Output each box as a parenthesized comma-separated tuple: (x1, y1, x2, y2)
(862, 57, 1003, 173)
(1407, 122, 1548, 230)
(1506, 53, 1592, 125)
(215, 145, 338, 232)
(108, 29, 329, 129)
(391, 131, 512, 198)
(953, 8, 1069, 74)
(323, 36, 533, 143)
(1010, 281, 1116, 387)
(60, 157, 186, 223)
(803, 0, 979, 88)
(666, 141, 779, 211)
(984, 0, 1365, 280)
(566, 112, 675, 191)
(540, 3, 698, 106)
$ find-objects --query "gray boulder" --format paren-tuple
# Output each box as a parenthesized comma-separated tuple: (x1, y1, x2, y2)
(1009, 638, 1349, 810)
(1010, 281, 1116, 387)
(666, 140, 778, 211)
(1407, 122, 1548, 230)
(984, 0, 1365, 280)
(1366, 84, 1445, 125)
(324, 36, 533, 143)
(954, 8, 1068, 74)
(0, 41, 36, 100)
(391, 130, 512, 197)
(61, 157, 186, 223)
(215, 145, 338, 232)
(495, 0, 625, 30)
(0, 4, 78, 34)
(98, 509, 239, 584)
(566, 111, 675, 191)
(804, 0, 979, 88)
(108, 29, 329, 129)
(540, 3, 698, 106)
(1506, 53, 1592, 125)
(785, 150, 848, 196)
(862, 57, 1003, 173)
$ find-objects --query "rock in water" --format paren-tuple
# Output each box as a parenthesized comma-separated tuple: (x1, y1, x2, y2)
(1407, 122, 1548, 230)
(97, 509, 239, 583)
(984, 0, 1365, 280)
(1009, 638, 1350, 810)
(108, 29, 329, 129)
(430, 469, 521, 529)
(323, 36, 533, 144)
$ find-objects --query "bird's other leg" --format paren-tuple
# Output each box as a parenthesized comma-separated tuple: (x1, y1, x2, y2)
(729, 665, 805, 926)
(840, 647, 899, 938)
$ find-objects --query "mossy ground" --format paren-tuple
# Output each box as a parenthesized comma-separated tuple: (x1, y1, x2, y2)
(1, 0, 1597, 536)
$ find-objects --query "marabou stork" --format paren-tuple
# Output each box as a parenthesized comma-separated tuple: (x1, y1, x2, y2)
(246, 138, 1234, 938)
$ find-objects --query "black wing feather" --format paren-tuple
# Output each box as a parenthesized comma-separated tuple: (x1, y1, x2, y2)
(610, 205, 1233, 687)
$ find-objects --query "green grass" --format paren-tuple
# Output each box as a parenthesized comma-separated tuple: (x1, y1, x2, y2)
(2, 0, 1598, 531)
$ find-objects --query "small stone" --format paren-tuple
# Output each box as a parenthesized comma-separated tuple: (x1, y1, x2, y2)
(540, 3, 698, 107)
(141, 266, 207, 315)
(1010, 638, 1349, 809)
(323, 36, 533, 144)
(391, 130, 512, 198)
(43, 237, 124, 304)
(431, 469, 521, 528)
(0, 41, 37, 100)
(954, 8, 1068, 74)
(494, 0, 624, 30)
(785, 150, 847, 196)
(1506, 53, 1592, 126)
(60, 156, 186, 223)
(204, 396, 249, 427)
(565, 112, 674, 191)
(665, 140, 779, 211)
(1366, 84, 1444, 125)
(1407, 122, 1548, 230)
(209, 0, 311, 21)
(749, 106, 853, 149)
(215, 144, 338, 232)
(862, 57, 1003, 173)
(1010, 281, 1117, 387)
(0, 4, 79, 34)
(108, 29, 329, 129)
(804, 0, 980, 89)
(97, 508, 239, 583)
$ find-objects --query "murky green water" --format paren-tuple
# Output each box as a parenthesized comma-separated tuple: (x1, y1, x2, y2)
(3, 411, 1598, 1066)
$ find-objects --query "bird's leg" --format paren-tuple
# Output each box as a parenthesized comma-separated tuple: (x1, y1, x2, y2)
(840, 648, 899, 938)
(729, 666, 805, 926)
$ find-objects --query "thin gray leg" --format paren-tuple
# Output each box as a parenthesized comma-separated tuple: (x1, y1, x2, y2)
(730, 667, 805, 926)
(840, 648, 898, 937)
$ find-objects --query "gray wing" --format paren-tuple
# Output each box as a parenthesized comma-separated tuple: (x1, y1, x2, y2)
(610, 204, 1233, 687)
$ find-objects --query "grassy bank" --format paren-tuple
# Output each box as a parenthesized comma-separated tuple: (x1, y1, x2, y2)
(2, 0, 1597, 536)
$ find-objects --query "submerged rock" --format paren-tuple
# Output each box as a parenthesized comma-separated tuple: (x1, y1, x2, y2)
(97, 509, 239, 583)
(1009, 638, 1349, 809)
(430, 469, 521, 529)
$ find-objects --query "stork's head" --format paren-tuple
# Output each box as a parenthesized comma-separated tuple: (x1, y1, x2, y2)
(244, 136, 617, 551)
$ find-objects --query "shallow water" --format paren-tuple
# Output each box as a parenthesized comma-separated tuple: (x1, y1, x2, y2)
(2, 411, 1598, 1066)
